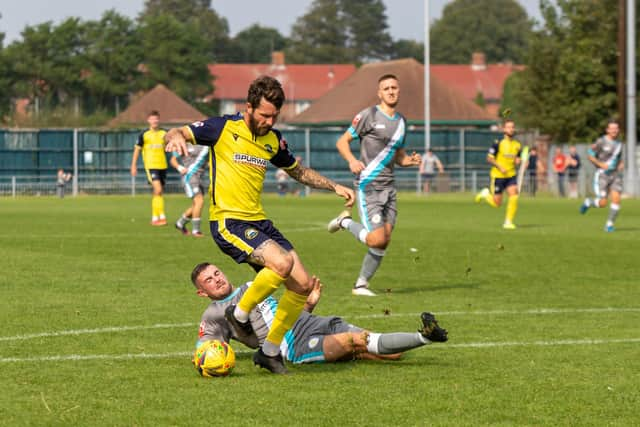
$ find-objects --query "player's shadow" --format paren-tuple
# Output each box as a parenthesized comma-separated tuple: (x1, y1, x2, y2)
(381, 282, 479, 295)
(610, 227, 640, 232)
(513, 223, 545, 229)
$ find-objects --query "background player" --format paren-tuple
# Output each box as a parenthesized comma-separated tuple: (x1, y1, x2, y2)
(170, 144, 210, 237)
(579, 120, 624, 232)
(191, 262, 448, 369)
(327, 74, 422, 297)
(130, 110, 168, 226)
(474, 119, 523, 229)
(164, 76, 354, 374)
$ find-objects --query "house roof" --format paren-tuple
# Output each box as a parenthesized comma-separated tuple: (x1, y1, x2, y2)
(288, 58, 495, 126)
(109, 84, 206, 126)
(431, 63, 524, 102)
(207, 63, 356, 101)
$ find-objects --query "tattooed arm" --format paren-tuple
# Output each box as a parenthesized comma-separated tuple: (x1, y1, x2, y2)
(287, 164, 355, 207)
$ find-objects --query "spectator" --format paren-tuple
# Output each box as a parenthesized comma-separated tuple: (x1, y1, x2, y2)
(526, 147, 538, 196)
(56, 169, 72, 198)
(567, 145, 581, 198)
(275, 168, 289, 197)
(419, 148, 444, 194)
(553, 147, 567, 197)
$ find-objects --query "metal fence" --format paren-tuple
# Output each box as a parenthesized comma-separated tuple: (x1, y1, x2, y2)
(5, 127, 637, 197)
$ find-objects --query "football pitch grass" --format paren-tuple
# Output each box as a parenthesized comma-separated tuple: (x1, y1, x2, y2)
(1, 193, 639, 426)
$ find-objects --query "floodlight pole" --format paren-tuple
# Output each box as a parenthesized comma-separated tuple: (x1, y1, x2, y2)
(626, 0, 637, 196)
(424, 0, 430, 152)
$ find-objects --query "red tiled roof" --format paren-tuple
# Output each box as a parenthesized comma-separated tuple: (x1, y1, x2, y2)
(109, 84, 206, 126)
(431, 64, 524, 101)
(207, 63, 356, 101)
(288, 58, 494, 125)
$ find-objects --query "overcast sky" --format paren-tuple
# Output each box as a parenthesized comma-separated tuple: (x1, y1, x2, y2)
(1, 0, 544, 44)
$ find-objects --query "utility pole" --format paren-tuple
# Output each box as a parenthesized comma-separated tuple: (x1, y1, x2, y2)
(617, 0, 626, 129)
(625, 0, 637, 195)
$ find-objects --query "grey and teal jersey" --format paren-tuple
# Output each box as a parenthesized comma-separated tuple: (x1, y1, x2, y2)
(173, 144, 209, 176)
(197, 283, 275, 350)
(589, 136, 623, 174)
(348, 106, 406, 189)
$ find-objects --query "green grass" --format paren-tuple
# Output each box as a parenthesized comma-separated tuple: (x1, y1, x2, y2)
(1, 193, 639, 426)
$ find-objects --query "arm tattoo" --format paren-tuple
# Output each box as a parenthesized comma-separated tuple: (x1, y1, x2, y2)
(287, 164, 336, 191)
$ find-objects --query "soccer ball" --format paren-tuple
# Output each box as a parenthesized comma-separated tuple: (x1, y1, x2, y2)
(193, 339, 236, 377)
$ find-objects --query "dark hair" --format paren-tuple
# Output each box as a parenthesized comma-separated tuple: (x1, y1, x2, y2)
(191, 262, 211, 286)
(378, 74, 398, 84)
(503, 118, 515, 126)
(607, 119, 619, 127)
(149, 110, 160, 117)
(247, 76, 285, 109)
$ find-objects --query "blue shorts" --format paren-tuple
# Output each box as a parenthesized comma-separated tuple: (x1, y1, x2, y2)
(146, 169, 167, 186)
(210, 219, 294, 268)
(491, 176, 517, 195)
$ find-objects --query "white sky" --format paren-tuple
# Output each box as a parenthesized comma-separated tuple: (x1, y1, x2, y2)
(0, 0, 544, 45)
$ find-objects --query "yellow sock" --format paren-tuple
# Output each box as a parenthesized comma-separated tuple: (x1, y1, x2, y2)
(157, 195, 165, 218)
(151, 196, 160, 218)
(266, 289, 308, 345)
(506, 194, 519, 223)
(485, 192, 498, 208)
(237, 268, 285, 314)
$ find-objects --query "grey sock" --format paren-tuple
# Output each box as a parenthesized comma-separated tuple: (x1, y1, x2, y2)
(192, 218, 201, 233)
(177, 215, 190, 227)
(376, 332, 427, 354)
(345, 220, 365, 241)
(359, 249, 384, 282)
(607, 204, 620, 224)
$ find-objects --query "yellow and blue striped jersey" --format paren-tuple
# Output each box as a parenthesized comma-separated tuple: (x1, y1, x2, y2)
(136, 128, 168, 170)
(186, 114, 297, 221)
(488, 137, 522, 179)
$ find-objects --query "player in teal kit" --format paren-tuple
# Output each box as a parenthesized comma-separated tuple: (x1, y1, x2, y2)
(579, 120, 624, 232)
(327, 74, 422, 296)
(191, 262, 448, 367)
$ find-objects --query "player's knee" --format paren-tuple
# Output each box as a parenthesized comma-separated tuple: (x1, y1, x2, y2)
(365, 232, 389, 249)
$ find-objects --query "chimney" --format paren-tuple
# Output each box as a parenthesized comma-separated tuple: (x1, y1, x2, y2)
(271, 51, 285, 69)
(471, 52, 486, 71)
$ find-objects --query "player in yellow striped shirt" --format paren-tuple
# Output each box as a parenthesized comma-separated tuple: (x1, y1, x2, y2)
(475, 119, 522, 229)
(130, 110, 168, 226)
(165, 76, 355, 374)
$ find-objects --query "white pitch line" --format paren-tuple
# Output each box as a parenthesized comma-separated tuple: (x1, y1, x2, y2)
(2, 337, 640, 363)
(435, 337, 640, 349)
(346, 307, 640, 320)
(0, 323, 195, 342)
(1, 307, 639, 343)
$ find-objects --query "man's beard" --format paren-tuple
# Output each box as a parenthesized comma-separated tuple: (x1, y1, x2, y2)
(249, 113, 270, 137)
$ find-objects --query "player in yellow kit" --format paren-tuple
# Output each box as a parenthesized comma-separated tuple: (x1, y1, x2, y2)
(475, 119, 522, 229)
(130, 110, 168, 226)
(165, 76, 355, 374)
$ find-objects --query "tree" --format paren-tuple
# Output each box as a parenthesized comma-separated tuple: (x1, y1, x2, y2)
(430, 0, 532, 64)
(83, 10, 142, 114)
(510, 0, 624, 141)
(138, 14, 212, 101)
(287, 0, 394, 63)
(340, 0, 393, 61)
(225, 25, 288, 63)
(0, 33, 15, 120)
(139, 0, 231, 61)
(286, 0, 350, 63)
(390, 39, 424, 62)
(6, 19, 87, 112)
